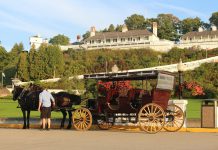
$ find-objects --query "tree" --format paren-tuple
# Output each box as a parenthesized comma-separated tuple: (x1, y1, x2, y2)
(209, 12, 218, 27)
(17, 51, 29, 81)
(115, 24, 123, 32)
(49, 34, 70, 45)
(82, 31, 90, 39)
(9, 43, 24, 62)
(46, 45, 64, 78)
(0, 46, 8, 72)
(181, 17, 201, 34)
(124, 14, 146, 30)
(28, 45, 37, 80)
(108, 24, 115, 32)
(201, 21, 211, 30)
(157, 14, 180, 41)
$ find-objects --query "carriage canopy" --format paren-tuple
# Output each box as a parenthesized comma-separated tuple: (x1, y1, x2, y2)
(84, 70, 175, 91)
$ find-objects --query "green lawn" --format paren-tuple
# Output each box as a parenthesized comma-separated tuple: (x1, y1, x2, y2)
(0, 97, 63, 118)
(0, 97, 202, 119)
(186, 99, 202, 119)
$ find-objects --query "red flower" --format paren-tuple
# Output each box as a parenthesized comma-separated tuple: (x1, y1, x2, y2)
(181, 81, 205, 96)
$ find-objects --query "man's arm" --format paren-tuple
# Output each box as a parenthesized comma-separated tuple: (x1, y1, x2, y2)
(50, 93, 55, 106)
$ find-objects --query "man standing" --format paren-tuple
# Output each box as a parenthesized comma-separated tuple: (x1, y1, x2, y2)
(38, 88, 55, 130)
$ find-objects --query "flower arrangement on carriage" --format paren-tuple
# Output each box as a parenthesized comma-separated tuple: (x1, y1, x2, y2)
(97, 80, 132, 98)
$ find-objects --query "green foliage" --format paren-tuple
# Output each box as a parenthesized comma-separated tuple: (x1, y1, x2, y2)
(115, 24, 123, 32)
(124, 14, 146, 30)
(157, 14, 180, 41)
(17, 51, 29, 81)
(108, 24, 115, 32)
(0, 46, 8, 72)
(82, 31, 90, 39)
(49, 34, 70, 45)
(181, 17, 201, 34)
(184, 63, 218, 98)
(209, 12, 218, 27)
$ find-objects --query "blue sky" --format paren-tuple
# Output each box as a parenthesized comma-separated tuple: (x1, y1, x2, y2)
(0, 0, 218, 51)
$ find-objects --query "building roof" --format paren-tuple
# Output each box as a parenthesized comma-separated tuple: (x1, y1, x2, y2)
(84, 29, 153, 41)
(182, 30, 218, 39)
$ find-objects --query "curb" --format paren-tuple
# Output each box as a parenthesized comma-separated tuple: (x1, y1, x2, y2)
(0, 124, 218, 133)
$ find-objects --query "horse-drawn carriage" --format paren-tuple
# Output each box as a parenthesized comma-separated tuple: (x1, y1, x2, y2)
(12, 69, 184, 133)
(84, 70, 185, 133)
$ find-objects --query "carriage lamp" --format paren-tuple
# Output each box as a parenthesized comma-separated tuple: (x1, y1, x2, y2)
(177, 58, 185, 99)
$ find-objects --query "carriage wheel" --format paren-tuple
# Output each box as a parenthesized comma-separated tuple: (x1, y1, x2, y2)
(138, 103, 165, 134)
(72, 108, 92, 131)
(163, 104, 185, 132)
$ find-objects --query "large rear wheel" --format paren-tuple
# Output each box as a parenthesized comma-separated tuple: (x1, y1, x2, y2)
(138, 103, 165, 134)
(72, 108, 92, 131)
(163, 104, 185, 132)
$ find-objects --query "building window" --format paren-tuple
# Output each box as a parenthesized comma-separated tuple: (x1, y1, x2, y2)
(97, 40, 101, 43)
(113, 39, 117, 42)
(106, 39, 110, 43)
(128, 37, 132, 41)
(144, 36, 149, 40)
(190, 38, 192, 41)
(121, 38, 125, 42)
(137, 37, 140, 41)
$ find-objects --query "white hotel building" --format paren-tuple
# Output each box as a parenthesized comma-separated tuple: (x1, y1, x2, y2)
(83, 23, 174, 52)
(178, 25, 218, 49)
(29, 24, 218, 52)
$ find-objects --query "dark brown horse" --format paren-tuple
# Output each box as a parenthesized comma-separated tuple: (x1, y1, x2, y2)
(12, 85, 81, 129)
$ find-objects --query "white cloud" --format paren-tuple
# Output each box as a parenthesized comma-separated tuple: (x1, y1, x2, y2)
(153, 2, 208, 19)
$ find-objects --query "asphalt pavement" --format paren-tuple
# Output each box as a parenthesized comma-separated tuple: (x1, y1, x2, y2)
(0, 128, 217, 150)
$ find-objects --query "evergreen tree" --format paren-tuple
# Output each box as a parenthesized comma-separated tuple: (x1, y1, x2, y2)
(0, 46, 8, 72)
(9, 43, 24, 65)
(46, 45, 64, 78)
(28, 45, 37, 80)
(115, 25, 123, 32)
(17, 51, 29, 81)
(108, 24, 115, 32)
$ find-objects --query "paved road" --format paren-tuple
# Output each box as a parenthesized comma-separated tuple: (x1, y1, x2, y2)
(0, 128, 217, 150)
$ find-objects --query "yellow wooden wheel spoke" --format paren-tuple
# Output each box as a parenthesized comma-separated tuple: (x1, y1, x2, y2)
(73, 108, 92, 131)
(138, 103, 165, 134)
(163, 104, 184, 132)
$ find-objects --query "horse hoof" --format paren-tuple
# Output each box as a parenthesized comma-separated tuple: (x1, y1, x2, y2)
(67, 126, 72, 129)
(23, 127, 26, 129)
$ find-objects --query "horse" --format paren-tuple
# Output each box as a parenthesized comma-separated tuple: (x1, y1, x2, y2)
(12, 85, 81, 129)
